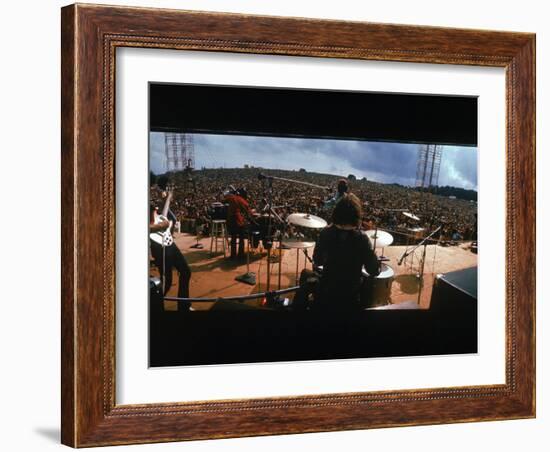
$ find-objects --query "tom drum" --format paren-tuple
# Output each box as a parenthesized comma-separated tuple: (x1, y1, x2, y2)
(361, 263, 394, 308)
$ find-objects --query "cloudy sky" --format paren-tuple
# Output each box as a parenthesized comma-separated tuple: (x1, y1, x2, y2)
(150, 132, 477, 190)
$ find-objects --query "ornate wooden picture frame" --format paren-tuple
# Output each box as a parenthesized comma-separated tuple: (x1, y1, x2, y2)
(61, 3, 535, 447)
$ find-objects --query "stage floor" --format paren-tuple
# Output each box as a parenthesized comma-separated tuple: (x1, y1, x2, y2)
(158, 232, 478, 311)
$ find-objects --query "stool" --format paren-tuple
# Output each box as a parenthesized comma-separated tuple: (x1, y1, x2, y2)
(210, 220, 228, 256)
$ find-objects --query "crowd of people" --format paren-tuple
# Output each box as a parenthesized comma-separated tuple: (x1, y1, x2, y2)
(149, 167, 478, 242)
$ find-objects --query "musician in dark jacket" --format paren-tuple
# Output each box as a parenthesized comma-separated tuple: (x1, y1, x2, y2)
(313, 193, 380, 312)
(149, 203, 192, 310)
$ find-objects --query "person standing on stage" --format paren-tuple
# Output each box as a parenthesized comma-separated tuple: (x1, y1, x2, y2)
(224, 187, 254, 259)
(313, 193, 380, 312)
(149, 192, 192, 310)
(323, 179, 350, 210)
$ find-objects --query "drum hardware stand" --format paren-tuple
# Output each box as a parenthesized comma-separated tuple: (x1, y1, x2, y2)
(295, 247, 300, 285)
(303, 248, 314, 268)
(235, 230, 257, 286)
(258, 173, 276, 292)
(372, 225, 389, 260)
(190, 224, 204, 249)
(190, 239, 203, 249)
(258, 172, 328, 292)
(416, 240, 428, 305)
(373, 225, 389, 262)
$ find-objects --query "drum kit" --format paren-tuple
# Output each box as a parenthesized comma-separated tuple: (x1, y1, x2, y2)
(402, 211, 426, 241)
(243, 207, 398, 308)
(233, 172, 436, 309)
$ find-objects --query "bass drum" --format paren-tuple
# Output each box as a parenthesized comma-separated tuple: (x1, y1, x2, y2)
(361, 263, 394, 308)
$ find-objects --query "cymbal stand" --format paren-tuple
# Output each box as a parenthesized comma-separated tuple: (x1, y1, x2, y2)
(235, 229, 257, 286)
(302, 248, 314, 268)
(258, 172, 328, 292)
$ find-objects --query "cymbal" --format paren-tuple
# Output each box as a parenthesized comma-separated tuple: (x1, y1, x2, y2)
(281, 239, 315, 249)
(364, 229, 394, 248)
(403, 211, 420, 221)
(287, 213, 327, 229)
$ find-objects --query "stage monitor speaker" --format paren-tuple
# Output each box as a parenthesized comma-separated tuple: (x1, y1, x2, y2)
(430, 266, 477, 314)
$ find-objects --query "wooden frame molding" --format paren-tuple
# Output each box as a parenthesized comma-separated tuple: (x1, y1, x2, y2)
(61, 3, 535, 447)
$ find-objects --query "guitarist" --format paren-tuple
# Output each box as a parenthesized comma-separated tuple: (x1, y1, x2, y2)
(149, 188, 192, 309)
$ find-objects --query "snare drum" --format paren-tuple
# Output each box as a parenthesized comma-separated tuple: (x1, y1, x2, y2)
(361, 263, 394, 308)
(408, 227, 425, 240)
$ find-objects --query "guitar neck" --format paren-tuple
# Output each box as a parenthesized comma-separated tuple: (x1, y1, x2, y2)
(161, 192, 172, 218)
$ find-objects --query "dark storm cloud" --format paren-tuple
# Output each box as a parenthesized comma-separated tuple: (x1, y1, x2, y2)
(326, 141, 419, 185)
(149, 132, 477, 190)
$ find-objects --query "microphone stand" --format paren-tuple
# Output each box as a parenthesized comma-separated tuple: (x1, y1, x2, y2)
(396, 226, 442, 305)
(263, 177, 285, 299)
(234, 228, 257, 286)
(258, 172, 329, 191)
(397, 226, 442, 267)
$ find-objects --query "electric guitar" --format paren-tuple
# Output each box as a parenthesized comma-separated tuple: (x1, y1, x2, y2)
(150, 187, 174, 246)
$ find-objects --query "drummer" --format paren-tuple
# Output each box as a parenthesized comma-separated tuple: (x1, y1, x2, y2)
(313, 193, 380, 312)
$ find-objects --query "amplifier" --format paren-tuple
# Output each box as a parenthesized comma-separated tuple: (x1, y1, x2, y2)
(430, 266, 477, 313)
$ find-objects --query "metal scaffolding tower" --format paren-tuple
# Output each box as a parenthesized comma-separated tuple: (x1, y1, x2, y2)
(415, 144, 442, 188)
(164, 133, 195, 172)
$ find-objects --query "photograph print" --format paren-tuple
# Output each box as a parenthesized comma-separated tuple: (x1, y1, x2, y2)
(148, 83, 478, 367)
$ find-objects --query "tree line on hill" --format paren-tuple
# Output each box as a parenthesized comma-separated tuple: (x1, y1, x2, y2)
(416, 185, 477, 202)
